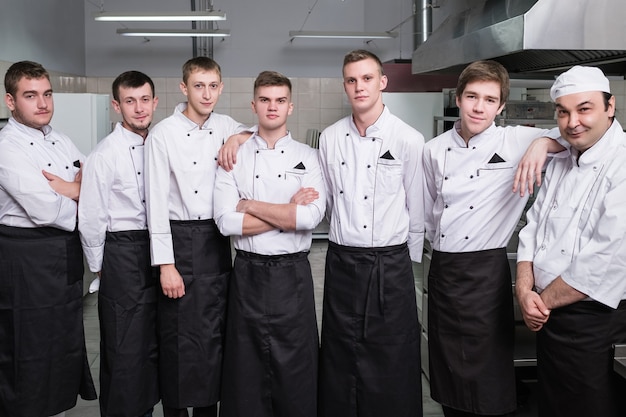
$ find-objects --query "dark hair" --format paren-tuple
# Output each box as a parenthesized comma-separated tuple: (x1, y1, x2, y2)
(4, 61, 50, 97)
(601, 91, 617, 121)
(182, 56, 221, 84)
(602, 92, 613, 111)
(112, 71, 155, 102)
(253, 70, 292, 95)
(456, 60, 510, 105)
(343, 50, 384, 76)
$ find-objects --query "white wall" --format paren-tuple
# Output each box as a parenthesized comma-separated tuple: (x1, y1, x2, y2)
(0, 0, 85, 75)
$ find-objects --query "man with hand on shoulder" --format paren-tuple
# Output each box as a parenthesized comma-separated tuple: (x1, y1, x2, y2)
(145, 56, 248, 417)
(423, 60, 565, 417)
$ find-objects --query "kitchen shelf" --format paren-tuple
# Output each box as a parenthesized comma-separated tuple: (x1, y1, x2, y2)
(433, 116, 556, 137)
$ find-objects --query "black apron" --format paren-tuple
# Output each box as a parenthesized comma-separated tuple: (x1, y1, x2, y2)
(537, 300, 626, 417)
(319, 242, 422, 417)
(98, 230, 159, 417)
(428, 248, 516, 415)
(0, 225, 97, 417)
(158, 220, 231, 409)
(220, 250, 318, 417)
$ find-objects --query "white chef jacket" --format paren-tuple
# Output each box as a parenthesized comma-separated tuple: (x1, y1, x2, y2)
(78, 122, 148, 272)
(423, 121, 562, 253)
(517, 120, 626, 309)
(0, 118, 83, 231)
(319, 106, 425, 262)
(214, 129, 326, 255)
(145, 103, 247, 265)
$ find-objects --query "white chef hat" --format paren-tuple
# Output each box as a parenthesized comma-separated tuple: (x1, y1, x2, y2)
(550, 66, 611, 101)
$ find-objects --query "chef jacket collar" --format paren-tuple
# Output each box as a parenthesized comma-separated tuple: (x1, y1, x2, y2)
(571, 119, 622, 168)
(9, 116, 53, 140)
(451, 119, 498, 147)
(116, 122, 146, 145)
(249, 125, 292, 149)
(349, 105, 391, 139)
(173, 102, 215, 132)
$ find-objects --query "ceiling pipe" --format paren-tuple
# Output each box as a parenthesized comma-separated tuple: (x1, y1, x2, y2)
(414, 0, 432, 50)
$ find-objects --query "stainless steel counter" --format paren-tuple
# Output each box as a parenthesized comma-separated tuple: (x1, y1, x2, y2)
(614, 344, 626, 379)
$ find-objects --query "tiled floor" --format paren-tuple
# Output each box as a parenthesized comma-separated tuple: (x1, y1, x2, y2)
(67, 240, 537, 416)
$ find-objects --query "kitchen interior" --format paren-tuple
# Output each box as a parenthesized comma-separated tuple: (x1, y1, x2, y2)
(2, 0, 626, 415)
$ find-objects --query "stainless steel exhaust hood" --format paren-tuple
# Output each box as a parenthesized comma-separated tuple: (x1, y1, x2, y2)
(412, 0, 626, 76)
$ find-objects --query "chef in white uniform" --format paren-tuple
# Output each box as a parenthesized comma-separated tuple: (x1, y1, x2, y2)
(318, 49, 425, 417)
(516, 65, 626, 417)
(423, 60, 563, 417)
(214, 70, 325, 417)
(145, 57, 247, 417)
(78, 71, 159, 417)
(0, 61, 96, 417)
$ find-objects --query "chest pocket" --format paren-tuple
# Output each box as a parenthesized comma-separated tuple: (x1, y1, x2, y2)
(376, 159, 403, 195)
(285, 169, 305, 183)
(476, 163, 515, 190)
(284, 169, 306, 196)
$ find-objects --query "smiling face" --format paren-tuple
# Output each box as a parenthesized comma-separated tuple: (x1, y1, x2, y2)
(456, 80, 505, 143)
(342, 57, 387, 116)
(5, 76, 54, 130)
(113, 83, 158, 138)
(180, 69, 223, 125)
(555, 90, 614, 153)
(252, 84, 293, 133)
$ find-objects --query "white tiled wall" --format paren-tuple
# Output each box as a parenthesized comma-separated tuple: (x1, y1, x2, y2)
(0, 60, 352, 142)
(4, 58, 625, 140)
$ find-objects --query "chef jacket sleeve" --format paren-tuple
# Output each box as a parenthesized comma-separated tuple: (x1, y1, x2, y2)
(78, 150, 112, 272)
(295, 148, 326, 231)
(213, 163, 245, 237)
(0, 145, 78, 231)
(422, 143, 438, 246)
(145, 129, 175, 265)
(405, 131, 425, 262)
(318, 130, 334, 224)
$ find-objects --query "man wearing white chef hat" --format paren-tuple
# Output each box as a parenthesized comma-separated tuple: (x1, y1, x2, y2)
(516, 65, 626, 417)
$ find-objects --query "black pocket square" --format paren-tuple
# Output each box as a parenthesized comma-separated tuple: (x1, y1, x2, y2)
(488, 153, 505, 163)
(380, 150, 395, 160)
(294, 162, 306, 169)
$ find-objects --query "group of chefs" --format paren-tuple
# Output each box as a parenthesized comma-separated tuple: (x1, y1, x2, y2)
(0, 47, 624, 417)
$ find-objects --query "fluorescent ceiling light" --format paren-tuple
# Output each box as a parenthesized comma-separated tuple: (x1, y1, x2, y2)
(117, 28, 231, 37)
(289, 30, 398, 39)
(94, 11, 226, 22)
